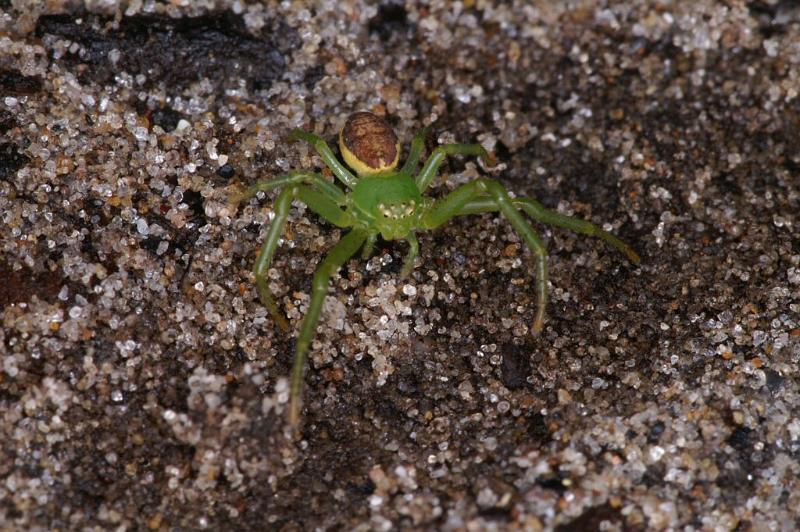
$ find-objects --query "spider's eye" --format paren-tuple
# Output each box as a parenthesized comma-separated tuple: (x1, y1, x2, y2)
(377, 200, 416, 220)
(339, 111, 400, 176)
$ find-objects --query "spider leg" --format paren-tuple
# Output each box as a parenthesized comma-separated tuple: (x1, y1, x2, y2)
(415, 143, 495, 193)
(516, 198, 641, 264)
(455, 198, 640, 263)
(361, 232, 377, 259)
(421, 178, 549, 332)
(253, 185, 354, 332)
(290, 130, 359, 189)
(400, 232, 419, 277)
(254, 187, 294, 331)
(400, 126, 429, 175)
(289, 228, 368, 427)
(230, 170, 345, 206)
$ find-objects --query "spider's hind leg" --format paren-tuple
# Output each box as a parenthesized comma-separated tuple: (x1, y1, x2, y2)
(290, 129, 358, 189)
(415, 143, 495, 192)
(400, 126, 429, 175)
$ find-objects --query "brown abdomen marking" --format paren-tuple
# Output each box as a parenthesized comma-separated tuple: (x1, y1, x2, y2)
(341, 112, 399, 170)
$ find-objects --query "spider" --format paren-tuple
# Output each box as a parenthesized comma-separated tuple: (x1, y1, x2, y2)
(232, 111, 640, 427)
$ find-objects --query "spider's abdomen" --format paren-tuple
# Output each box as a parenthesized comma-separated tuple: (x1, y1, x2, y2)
(339, 112, 400, 176)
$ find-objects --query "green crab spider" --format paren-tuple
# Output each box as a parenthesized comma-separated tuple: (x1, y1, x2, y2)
(232, 112, 640, 427)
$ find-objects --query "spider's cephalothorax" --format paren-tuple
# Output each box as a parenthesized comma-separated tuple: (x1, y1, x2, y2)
(349, 174, 425, 240)
(232, 111, 640, 427)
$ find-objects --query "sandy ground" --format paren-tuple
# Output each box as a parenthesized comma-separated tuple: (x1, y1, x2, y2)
(1, 1, 799, 530)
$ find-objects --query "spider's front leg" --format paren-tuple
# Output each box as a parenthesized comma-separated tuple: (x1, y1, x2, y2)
(421, 178, 549, 332)
(455, 198, 640, 263)
(517, 198, 641, 264)
(248, 184, 353, 332)
(400, 232, 419, 277)
(289, 228, 368, 427)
